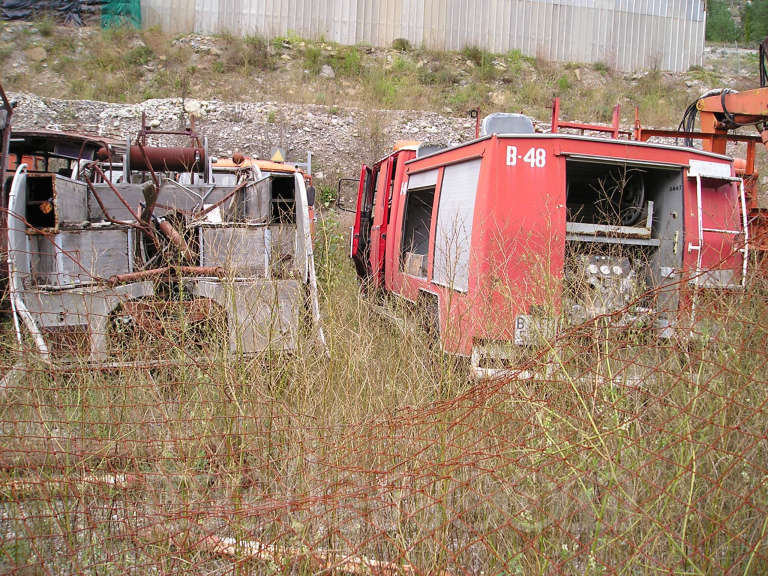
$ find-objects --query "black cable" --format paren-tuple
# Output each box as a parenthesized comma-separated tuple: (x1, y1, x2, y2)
(677, 100, 699, 147)
(675, 87, 761, 149)
(720, 88, 737, 129)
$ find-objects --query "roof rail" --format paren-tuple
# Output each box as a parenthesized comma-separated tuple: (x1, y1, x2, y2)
(550, 97, 630, 139)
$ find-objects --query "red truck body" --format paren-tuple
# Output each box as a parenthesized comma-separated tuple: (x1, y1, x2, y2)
(351, 116, 747, 371)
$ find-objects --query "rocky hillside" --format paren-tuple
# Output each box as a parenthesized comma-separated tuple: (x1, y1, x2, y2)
(8, 91, 477, 184)
(3, 20, 765, 189)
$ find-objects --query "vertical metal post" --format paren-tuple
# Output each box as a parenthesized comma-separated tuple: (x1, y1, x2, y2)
(688, 174, 704, 332)
(0, 83, 15, 288)
(739, 178, 749, 287)
(551, 98, 560, 134)
(694, 174, 704, 283)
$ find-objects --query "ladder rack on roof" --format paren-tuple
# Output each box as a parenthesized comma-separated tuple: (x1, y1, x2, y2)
(550, 97, 632, 139)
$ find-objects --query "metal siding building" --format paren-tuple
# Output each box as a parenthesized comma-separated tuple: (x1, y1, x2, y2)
(141, 0, 706, 72)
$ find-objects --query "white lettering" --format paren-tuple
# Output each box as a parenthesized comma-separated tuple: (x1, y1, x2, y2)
(507, 146, 546, 168)
(506, 146, 517, 166)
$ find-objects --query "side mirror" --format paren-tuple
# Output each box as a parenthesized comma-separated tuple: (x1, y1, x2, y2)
(336, 178, 359, 212)
(306, 185, 316, 207)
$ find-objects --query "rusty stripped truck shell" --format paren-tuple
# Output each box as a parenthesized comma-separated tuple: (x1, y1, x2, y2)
(6, 122, 325, 367)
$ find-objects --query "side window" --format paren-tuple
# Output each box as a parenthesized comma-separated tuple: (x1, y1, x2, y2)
(400, 169, 439, 278)
(361, 167, 375, 215)
(270, 175, 296, 223)
(432, 159, 482, 292)
(371, 166, 388, 222)
(388, 158, 397, 208)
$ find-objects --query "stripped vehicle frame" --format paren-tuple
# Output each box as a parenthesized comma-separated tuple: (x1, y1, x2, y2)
(5, 119, 323, 366)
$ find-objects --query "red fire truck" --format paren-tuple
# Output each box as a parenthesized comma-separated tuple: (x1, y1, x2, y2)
(349, 108, 750, 374)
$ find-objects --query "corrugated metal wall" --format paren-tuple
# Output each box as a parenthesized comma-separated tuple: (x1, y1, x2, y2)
(141, 0, 706, 72)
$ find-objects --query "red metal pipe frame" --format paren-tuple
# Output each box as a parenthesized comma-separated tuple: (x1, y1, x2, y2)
(138, 111, 202, 148)
(89, 164, 152, 226)
(635, 128, 762, 145)
(634, 107, 768, 259)
(84, 175, 144, 231)
(551, 97, 627, 137)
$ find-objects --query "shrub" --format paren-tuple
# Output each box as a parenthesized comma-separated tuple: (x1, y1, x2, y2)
(334, 46, 363, 78)
(0, 44, 14, 65)
(242, 34, 273, 70)
(418, 63, 458, 86)
(392, 37, 411, 52)
(506, 49, 532, 74)
(125, 44, 154, 66)
(368, 73, 399, 106)
(461, 45, 486, 67)
(35, 14, 55, 37)
(317, 184, 338, 208)
(218, 33, 274, 73)
(303, 45, 323, 75)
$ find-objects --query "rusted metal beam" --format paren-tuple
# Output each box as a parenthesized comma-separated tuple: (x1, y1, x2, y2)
(156, 218, 193, 260)
(193, 179, 249, 219)
(108, 266, 225, 285)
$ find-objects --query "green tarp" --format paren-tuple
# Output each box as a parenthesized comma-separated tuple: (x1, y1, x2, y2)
(100, 0, 140, 28)
(1, 0, 140, 27)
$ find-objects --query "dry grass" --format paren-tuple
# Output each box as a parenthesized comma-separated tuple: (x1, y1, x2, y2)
(0, 213, 767, 574)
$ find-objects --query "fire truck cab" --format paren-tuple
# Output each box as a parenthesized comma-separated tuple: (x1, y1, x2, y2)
(351, 113, 748, 374)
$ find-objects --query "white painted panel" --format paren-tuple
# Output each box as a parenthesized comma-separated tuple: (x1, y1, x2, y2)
(408, 169, 439, 190)
(144, 0, 706, 73)
(688, 160, 732, 179)
(433, 159, 481, 292)
(143, 0, 196, 34)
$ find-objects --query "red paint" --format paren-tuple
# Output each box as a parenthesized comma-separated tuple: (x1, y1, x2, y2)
(352, 128, 746, 358)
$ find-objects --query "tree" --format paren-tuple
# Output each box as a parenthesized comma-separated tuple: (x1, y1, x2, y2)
(744, 0, 768, 42)
(707, 0, 739, 42)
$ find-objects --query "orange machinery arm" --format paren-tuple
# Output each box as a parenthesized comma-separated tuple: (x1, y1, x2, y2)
(634, 88, 768, 251)
(696, 88, 768, 158)
(693, 88, 768, 252)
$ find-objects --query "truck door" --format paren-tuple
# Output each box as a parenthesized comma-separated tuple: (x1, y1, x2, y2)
(369, 157, 395, 285)
(686, 171, 748, 288)
(351, 164, 374, 280)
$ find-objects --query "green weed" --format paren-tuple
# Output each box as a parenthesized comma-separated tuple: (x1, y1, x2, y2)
(334, 46, 363, 77)
(303, 44, 324, 75)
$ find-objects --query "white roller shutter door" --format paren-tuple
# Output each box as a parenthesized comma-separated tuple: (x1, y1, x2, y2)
(432, 159, 481, 292)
